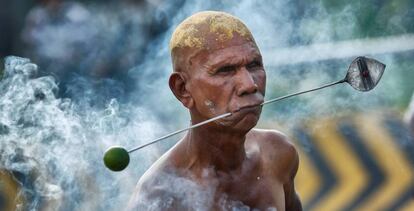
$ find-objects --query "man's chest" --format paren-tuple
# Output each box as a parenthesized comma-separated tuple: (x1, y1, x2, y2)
(214, 176, 285, 210)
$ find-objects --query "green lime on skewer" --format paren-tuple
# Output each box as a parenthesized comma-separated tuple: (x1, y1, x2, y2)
(103, 146, 130, 171)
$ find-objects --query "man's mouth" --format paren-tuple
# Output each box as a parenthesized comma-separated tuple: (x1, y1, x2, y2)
(231, 102, 264, 113)
(214, 102, 263, 127)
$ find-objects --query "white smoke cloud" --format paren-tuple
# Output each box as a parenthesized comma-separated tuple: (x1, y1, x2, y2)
(1, 0, 413, 210)
(0, 56, 164, 210)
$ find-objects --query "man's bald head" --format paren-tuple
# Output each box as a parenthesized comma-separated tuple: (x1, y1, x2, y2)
(170, 11, 257, 73)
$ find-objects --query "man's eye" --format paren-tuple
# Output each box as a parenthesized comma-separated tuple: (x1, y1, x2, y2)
(246, 61, 262, 70)
(216, 66, 236, 74)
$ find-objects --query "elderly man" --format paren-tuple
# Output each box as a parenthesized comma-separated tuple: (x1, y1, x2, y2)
(128, 11, 302, 210)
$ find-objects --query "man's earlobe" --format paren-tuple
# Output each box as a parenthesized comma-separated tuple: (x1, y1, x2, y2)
(169, 72, 194, 108)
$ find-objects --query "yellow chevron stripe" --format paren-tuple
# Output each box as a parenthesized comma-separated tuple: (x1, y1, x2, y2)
(400, 198, 414, 211)
(295, 146, 321, 206)
(310, 119, 368, 211)
(0, 170, 23, 211)
(354, 115, 414, 211)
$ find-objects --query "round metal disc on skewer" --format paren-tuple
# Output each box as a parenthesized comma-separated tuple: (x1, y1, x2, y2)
(345, 57, 386, 92)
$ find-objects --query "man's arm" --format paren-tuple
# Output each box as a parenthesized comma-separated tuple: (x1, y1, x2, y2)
(262, 130, 303, 211)
(283, 144, 302, 211)
(284, 178, 302, 211)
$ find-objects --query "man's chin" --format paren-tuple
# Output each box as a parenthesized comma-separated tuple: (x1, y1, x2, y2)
(234, 113, 260, 131)
(216, 111, 261, 131)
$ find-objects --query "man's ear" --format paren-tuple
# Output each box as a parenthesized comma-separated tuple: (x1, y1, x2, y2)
(169, 72, 194, 109)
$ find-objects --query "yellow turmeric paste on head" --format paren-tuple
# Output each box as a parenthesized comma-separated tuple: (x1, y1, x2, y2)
(169, 11, 254, 51)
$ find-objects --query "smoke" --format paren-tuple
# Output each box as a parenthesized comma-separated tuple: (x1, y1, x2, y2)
(128, 170, 277, 211)
(0, 56, 164, 210)
(1, 0, 413, 210)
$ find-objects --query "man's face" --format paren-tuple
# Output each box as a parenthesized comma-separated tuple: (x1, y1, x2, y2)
(185, 37, 266, 131)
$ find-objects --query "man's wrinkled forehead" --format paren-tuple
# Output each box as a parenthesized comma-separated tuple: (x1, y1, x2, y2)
(190, 42, 262, 69)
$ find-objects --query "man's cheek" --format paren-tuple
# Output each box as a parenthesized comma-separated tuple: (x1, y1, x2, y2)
(204, 99, 217, 115)
(258, 77, 266, 95)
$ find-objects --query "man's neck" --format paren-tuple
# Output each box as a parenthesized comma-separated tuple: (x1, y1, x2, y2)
(184, 123, 248, 173)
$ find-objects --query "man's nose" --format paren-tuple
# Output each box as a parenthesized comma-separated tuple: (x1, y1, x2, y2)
(236, 67, 258, 96)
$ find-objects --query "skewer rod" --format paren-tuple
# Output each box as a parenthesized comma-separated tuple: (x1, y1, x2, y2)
(127, 79, 346, 153)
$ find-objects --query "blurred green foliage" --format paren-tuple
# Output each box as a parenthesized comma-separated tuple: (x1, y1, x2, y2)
(320, 0, 414, 109)
(319, 0, 414, 39)
(274, 0, 414, 112)
(392, 53, 414, 108)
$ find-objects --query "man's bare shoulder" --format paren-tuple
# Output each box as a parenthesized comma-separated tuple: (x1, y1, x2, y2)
(128, 142, 207, 210)
(246, 128, 297, 155)
(133, 148, 175, 192)
(128, 151, 215, 210)
(247, 128, 299, 182)
(127, 149, 175, 208)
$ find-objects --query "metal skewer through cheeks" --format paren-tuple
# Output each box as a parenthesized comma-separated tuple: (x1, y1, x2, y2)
(103, 56, 386, 172)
